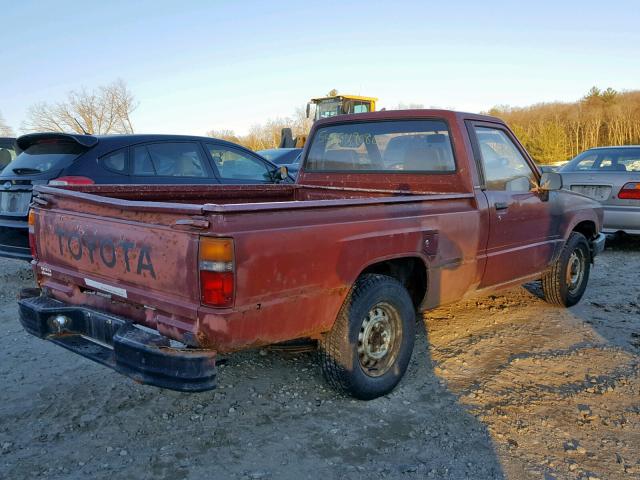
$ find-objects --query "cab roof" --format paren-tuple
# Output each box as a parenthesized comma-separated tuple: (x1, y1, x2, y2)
(312, 109, 504, 127)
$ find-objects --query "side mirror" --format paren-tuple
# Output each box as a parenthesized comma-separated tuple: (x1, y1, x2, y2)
(278, 165, 289, 181)
(306, 103, 312, 119)
(539, 172, 562, 191)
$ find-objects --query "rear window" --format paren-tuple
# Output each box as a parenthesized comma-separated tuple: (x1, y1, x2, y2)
(305, 120, 456, 172)
(562, 148, 640, 172)
(1, 141, 85, 176)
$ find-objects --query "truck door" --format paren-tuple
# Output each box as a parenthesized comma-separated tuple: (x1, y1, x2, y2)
(467, 121, 560, 288)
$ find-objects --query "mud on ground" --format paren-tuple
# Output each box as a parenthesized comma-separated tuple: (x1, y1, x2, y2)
(0, 237, 638, 479)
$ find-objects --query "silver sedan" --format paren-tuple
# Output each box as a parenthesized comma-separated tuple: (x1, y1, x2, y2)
(559, 146, 640, 235)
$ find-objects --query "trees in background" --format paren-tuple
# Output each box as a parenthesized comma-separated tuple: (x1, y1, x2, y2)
(490, 87, 640, 164)
(208, 106, 312, 151)
(17, 81, 639, 160)
(0, 111, 14, 136)
(24, 79, 137, 135)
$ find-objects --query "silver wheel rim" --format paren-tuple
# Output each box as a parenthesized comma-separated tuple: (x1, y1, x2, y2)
(357, 302, 401, 377)
(566, 249, 586, 295)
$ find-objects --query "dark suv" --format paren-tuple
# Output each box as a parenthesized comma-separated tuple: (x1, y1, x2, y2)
(0, 133, 289, 260)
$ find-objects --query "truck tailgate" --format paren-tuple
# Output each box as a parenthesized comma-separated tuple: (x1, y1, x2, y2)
(32, 192, 203, 343)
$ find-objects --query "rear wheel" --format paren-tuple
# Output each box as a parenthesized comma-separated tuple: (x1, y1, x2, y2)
(319, 274, 416, 400)
(542, 232, 591, 307)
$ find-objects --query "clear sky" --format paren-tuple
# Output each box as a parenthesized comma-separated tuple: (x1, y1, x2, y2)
(2, 0, 639, 136)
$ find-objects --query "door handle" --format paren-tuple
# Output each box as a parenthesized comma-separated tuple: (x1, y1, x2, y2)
(495, 202, 509, 211)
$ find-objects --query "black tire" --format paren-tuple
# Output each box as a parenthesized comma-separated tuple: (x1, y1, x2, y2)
(542, 232, 591, 307)
(319, 274, 416, 400)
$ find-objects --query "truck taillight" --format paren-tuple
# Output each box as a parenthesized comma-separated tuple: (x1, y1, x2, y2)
(49, 176, 95, 186)
(28, 209, 37, 258)
(199, 238, 234, 307)
(619, 182, 640, 200)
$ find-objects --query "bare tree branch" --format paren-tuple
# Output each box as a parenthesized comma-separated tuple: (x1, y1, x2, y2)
(24, 79, 137, 134)
(0, 111, 14, 137)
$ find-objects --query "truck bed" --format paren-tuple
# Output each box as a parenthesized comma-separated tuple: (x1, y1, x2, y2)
(30, 181, 481, 351)
(36, 183, 473, 213)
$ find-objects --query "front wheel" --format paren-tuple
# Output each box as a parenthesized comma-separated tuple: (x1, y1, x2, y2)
(319, 274, 416, 400)
(542, 232, 591, 307)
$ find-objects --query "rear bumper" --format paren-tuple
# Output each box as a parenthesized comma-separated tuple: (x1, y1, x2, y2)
(602, 205, 640, 235)
(0, 221, 31, 261)
(18, 293, 217, 392)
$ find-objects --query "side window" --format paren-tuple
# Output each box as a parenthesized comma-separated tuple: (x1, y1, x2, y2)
(619, 154, 640, 172)
(100, 148, 128, 174)
(132, 143, 208, 177)
(207, 145, 271, 181)
(132, 146, 155, 175)
(475, 126, 535, 192)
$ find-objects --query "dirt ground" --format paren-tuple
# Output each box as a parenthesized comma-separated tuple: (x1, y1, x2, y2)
(1, 237, 638, 480)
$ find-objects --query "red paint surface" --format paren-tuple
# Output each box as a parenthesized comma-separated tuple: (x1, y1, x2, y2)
(30, 110, 603, 352)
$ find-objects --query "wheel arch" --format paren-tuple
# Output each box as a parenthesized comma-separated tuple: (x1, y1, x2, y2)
(571, 219, 597, 240)
(358, 255, 428, 309)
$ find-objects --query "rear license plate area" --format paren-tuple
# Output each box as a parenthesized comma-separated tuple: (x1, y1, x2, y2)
(0, 191, 31, 215)
(570, 185, 612, 202)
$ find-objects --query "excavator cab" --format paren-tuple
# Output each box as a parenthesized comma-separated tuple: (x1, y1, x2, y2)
(280, 94, 377, 148)
(306, 95, 377, 121)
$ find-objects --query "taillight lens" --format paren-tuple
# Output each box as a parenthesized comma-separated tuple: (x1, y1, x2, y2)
(28, 209, 37, 259)
(49, 176, 95, 186)
(619, 182, 640, 200)
(199, 238, 234, 307)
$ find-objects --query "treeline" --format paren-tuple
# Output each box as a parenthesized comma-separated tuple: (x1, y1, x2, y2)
(489, 87, 640, 164)
(207, 101, 425, 151)
(208, 107, 312, 151)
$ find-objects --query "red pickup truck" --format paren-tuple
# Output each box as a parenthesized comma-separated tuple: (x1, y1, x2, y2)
(20, 110, 605, 399)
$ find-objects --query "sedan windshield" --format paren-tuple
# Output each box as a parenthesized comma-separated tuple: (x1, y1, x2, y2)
(561, 148, 640, 172)
(257, 149, 302, 165)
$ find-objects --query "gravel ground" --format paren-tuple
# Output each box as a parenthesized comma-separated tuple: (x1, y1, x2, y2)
(0, 237, 638, 480)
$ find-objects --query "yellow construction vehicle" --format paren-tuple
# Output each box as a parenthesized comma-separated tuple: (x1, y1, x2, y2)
(306, 94, 378, 121)
(280, 94, 378, 148)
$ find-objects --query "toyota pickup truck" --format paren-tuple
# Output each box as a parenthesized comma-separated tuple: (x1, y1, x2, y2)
(19, 110, 605, 399)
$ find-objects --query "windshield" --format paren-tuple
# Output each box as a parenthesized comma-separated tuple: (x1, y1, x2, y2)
(305, 120, 456, 172)
(1, 141, 86, 176)
(316, 99, 343, 120)
(257, 149, 301, 165)
(561, 148, 640, 172)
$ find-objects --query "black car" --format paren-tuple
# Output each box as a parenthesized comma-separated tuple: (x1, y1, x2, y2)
(0, 137, 19, 170)
(257, 148, 303, 177)
(0, 133, 290, 260)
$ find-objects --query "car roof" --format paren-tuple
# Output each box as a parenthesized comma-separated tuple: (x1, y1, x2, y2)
(312, 109, 503, 127)
(16, 132, 256, 154)
(585, 145, 640, 150)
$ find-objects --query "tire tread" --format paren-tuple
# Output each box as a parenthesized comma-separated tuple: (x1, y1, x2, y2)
(319, 274, 412, 397)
